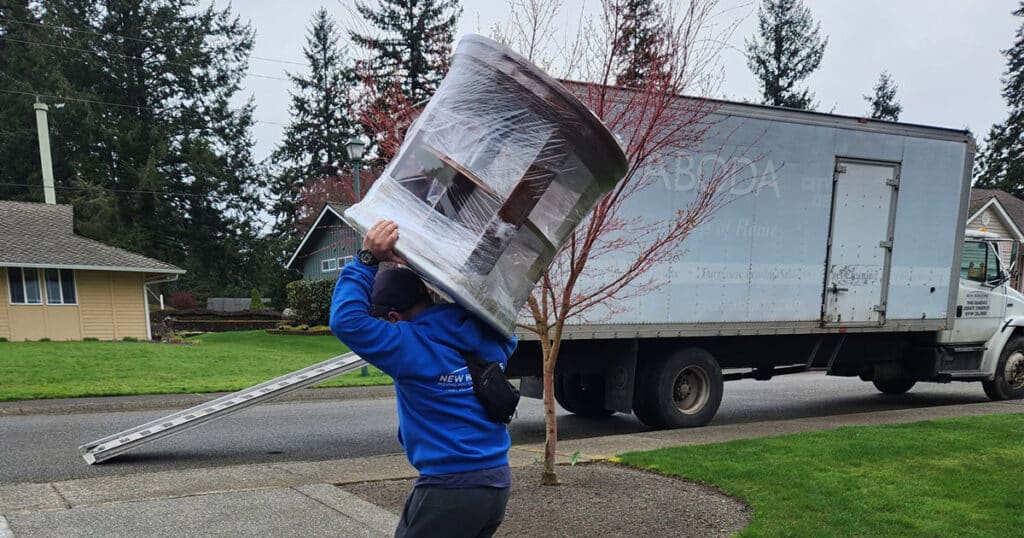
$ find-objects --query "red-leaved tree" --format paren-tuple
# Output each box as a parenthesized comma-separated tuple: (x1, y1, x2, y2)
(496, 0, 751, 485)
(359, 0, 753, 485)
(292, 169, 383, 236)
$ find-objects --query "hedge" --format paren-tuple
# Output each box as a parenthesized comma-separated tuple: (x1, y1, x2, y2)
(286, 278, 336, 325)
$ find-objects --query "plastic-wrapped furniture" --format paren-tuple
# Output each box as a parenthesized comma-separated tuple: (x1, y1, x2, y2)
(343, 34, 628, 336)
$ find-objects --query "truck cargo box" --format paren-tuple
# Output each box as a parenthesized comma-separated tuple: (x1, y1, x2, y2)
(557, 100, 974, 340)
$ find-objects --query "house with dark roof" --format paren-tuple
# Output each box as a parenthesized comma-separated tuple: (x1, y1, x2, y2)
(0, 200, 184, 341)
(968, 188, 1024, 290)
(285, 202, 362, 281)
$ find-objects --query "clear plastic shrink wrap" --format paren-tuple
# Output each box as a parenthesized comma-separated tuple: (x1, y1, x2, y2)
(343, 34, 628, 337)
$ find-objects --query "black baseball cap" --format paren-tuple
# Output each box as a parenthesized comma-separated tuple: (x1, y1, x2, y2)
(370, 267, 429, 318)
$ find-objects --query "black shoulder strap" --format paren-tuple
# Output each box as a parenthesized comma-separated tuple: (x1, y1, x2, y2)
(462, 350, 489, 369)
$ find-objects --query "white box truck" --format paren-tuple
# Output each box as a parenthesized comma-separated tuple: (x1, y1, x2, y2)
(509, 98, 1024, 428)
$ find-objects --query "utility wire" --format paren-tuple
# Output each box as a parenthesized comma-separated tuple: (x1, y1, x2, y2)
(0, 88, 284, 126)
(0, 16, 307, 67)
(0, 180, 259, 202)
(1, 36, 290, 82)
(0, 87, 148, 111)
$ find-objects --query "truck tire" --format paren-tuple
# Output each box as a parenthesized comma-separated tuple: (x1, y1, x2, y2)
(983, 337, 1024, 400)
(872, 378, 916, 394)
(554, 374, 614, 417)
(632, 347, 723, 429)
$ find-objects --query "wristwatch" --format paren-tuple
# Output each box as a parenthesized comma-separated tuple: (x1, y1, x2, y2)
(357, 249, 380, 266)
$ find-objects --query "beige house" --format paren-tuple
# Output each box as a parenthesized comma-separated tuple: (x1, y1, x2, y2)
(0, 200, 184, 341)
(967, 188, 1024, 291)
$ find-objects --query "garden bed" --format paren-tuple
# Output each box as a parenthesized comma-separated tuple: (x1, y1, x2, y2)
(152, 308, 284, 333)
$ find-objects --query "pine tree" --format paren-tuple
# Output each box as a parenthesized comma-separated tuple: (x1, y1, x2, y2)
(975, 3, 1024, 196)
(613, 0, 667, 86)
(0, 0, 264, 299)
(864, 71, 902, 121)
(350, 0, 462, 103)
(270, 8, 359, 232)
(745, 0, 827, 110)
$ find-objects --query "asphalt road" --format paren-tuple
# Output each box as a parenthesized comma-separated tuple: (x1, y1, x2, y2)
(0, 372, 993, 485)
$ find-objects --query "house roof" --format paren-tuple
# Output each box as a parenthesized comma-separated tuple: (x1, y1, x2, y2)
(0, 200, 185, 274)
(970, 188, 1024, 227)
(284, 202, 354, 270)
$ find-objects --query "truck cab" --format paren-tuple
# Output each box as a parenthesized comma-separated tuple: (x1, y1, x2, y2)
(937, 231, 1024, 399)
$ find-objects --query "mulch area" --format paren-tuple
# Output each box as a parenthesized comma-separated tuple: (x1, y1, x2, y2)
(344, 461, 751, 537)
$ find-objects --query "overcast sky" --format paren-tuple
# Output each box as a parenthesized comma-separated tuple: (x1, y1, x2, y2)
(227, 0, 1020, 162)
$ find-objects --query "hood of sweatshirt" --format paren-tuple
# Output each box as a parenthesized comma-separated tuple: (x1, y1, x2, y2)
(412, 303, 517, 363)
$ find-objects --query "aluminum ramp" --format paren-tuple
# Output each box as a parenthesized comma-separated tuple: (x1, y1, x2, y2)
(80, 352, 366, 464)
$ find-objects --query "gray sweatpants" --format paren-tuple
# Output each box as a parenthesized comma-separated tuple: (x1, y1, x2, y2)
(394, 485, 511, 538)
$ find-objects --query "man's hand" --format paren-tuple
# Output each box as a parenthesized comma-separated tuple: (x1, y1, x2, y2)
(364, 220, 406, 265)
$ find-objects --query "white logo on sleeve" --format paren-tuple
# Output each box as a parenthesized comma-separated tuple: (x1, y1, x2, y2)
(437, 366, 474, 392)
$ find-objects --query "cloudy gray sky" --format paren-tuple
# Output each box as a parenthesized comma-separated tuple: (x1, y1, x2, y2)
(229, 0, 1019, 162)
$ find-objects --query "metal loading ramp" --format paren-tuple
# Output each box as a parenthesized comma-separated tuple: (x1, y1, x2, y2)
(80, 352, 366, 464)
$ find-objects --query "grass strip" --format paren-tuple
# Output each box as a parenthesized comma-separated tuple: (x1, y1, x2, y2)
(617, 413, 1024, 537)
(0, 331, 392, 400)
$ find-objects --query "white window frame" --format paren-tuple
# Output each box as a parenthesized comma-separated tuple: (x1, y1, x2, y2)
(44, 268, 78, 305)
(321, 257, 340, 273)
(7, 267, 43, 305)
(339, 255, 354, 267)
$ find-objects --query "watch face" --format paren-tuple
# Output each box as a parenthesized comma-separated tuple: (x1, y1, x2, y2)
(359, 249, 377, 265)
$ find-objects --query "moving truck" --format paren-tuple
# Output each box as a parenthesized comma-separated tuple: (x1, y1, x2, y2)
(508, 98, 1024, 428)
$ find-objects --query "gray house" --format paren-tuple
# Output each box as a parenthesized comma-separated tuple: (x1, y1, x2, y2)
(285, 203, 362, 281)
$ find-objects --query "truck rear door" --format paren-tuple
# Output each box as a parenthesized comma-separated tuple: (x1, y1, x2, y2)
(823, 158, 900, 326)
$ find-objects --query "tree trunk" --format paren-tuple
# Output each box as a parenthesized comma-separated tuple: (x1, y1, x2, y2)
(541, 344, 561, 486)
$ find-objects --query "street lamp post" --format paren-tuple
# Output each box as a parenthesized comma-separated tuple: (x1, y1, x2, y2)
(345, 136, 366, 201)
(345, 136, 369, 376)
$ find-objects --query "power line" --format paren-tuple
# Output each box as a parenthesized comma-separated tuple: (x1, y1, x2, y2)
(0, 88, 283, 126)
(0, 87, 149, 111)
(1, 36, 289, 82)
(0, 181, 259, 202)
(0, 16, 307, 67)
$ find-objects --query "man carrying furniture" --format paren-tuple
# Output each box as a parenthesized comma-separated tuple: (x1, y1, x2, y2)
(329, 219, 518, 538)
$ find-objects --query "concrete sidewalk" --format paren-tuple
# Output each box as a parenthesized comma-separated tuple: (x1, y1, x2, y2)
(1, 399, 1021, 537)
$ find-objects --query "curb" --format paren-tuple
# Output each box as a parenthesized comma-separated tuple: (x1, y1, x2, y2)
(0, 385, 395, 417)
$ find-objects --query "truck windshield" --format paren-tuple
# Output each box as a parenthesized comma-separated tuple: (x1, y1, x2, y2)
(961, 241, 1001, 283)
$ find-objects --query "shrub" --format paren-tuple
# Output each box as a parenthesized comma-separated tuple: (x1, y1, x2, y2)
(286, 279, 335, 325)
(122, 336, 139, 342)
(169, 290, 197, 310)
(83, 337, 99, 341)
(38, 337, 51, 342)
(0, 337, 7, 342)
(249, 288, 267, 312)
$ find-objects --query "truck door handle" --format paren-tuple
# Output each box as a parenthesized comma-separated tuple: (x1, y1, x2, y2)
(829, 283, 849, 294)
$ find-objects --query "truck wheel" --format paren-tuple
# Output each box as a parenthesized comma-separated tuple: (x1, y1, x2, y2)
(554, 374, 614, 417)
(872, 378, 916, 394)
(983, 337, 1024, 400)
(632, 347, 723, 429)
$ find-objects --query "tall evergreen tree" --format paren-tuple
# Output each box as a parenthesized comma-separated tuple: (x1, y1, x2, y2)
(0, 0, 264, 299)
(613, 0, 666, 86)
(745, 0, 827, 110)
(270, 8, 359, 233)
(864, 71, 902, 121)
(350, 0, 461, 103)
(0, 1, 78, 203)
(975, 3, 1024, 196)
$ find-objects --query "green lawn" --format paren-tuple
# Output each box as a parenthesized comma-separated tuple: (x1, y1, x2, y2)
(0, 331, 392, 401)
(617, 414, 1024, 537)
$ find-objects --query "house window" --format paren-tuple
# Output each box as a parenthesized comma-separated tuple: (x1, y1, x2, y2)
(7, 267, 42, 305)
(339, 256, 354, 267)
(44, 269, 77, 305)
(321, 258, 340, 273)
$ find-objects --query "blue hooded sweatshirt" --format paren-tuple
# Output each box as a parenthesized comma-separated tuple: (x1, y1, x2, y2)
(329, 261, 518, 476)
